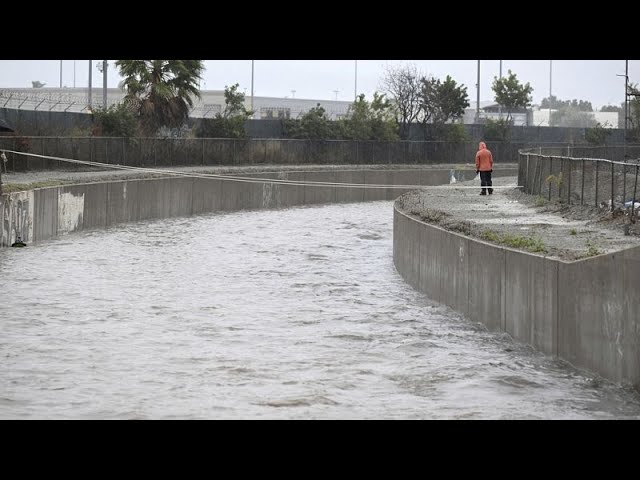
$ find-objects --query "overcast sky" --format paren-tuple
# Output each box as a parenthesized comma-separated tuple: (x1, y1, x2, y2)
(0, 60, 637, 109)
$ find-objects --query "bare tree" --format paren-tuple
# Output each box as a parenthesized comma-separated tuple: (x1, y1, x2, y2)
(380, 63, 423, 140)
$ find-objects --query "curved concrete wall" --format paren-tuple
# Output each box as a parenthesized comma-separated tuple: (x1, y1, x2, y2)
(0, 166, 516, 248)
(393, 206, 640, 388)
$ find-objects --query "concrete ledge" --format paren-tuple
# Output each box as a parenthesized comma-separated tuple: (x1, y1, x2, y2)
(393, 204, 640, 388)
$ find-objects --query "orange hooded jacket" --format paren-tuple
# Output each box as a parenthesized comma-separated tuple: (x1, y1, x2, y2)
(475, 142, 493, 172)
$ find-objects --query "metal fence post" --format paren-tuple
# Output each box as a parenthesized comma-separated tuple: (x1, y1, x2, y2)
(611, 161, 615, 211)
(632, 165, 639, 223)
(595, 161, 599, 208)
(581, 159, 585, 205)
(548, 156, 553, 201)
(567, 158, 572, 204)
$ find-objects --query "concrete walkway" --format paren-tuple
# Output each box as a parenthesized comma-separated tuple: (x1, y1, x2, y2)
(397, 175, 640, 261)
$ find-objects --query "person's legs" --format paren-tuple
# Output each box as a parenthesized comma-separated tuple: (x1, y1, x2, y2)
(480, 171, 488, 195)
(487, 171, 493, 194)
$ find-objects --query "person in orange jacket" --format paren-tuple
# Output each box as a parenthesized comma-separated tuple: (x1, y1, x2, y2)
(475, 141, 494, 195)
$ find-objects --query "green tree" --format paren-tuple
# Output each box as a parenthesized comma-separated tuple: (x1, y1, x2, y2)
(115, 60, 204, 136)
(91, 103, 137, 137)
(492, 70, 533, 124)
(419, 75, 469, 139)
(341, 93, 398, 141)
(195, 83, 252, 138)
(585, 122, 613, 145)
(285, 104, 339, 139)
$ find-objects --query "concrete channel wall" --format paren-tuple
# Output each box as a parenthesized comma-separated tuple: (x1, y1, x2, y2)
(0, 166, 516, 249)
(393, 206, 640, 388)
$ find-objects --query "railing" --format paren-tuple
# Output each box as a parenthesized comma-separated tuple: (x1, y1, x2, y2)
(518, 146, 640, 220)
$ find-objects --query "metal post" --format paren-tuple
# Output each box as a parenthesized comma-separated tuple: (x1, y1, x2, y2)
(581, 159, 585, 205)
(251, 60, 255, 115)
(567, 158, 571, 204)
(73, 60, 76, 88)
(476, 60, 480, 124)
(103, 60, 108, 108)
(354, 60, 358, 100)
(611, 162, 615, 211)
(595, 161, 599, 207)
(623, 163, 627, 208)
(60, 60, 63, 88)
(88, 60, 92, 109)
(632, 165, 638, 222)
(202, 138, 205, 165)
(548, 157, 553, 200)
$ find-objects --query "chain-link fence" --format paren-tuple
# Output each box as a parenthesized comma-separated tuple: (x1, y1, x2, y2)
(518, 145, 640, 219)
(0, 137, 571, 172)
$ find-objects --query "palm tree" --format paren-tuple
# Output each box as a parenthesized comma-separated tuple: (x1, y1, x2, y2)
(115, 60, 204, 136)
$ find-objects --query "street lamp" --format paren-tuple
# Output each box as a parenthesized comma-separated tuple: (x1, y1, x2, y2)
(354, 60, 358, 100)
(251, 60, 254, 116)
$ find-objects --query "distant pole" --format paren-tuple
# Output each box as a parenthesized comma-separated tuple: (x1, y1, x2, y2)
(73, 60, 76, 88)
(498, 60, 503, 120)
(476, 60, 480, 123)
(355, 60, 358, 100)
(59, 60, 63, 88)
(103, 60, 108, 108)
(333, 89, 339, 101)
(549, 60, 553, 99)
(251, 60, 254, 115)
(88, 59, 92, 109)
(625, 59, 629, 139)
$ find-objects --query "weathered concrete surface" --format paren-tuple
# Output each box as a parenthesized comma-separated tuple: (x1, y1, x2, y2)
(1, 165, 516, 248)
(393, 203, 640, 388)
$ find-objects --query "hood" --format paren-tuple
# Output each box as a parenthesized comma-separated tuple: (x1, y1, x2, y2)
(478, 141, 486, 150)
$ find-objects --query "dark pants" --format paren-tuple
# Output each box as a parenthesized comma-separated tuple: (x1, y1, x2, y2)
(480, 171, 493, 194)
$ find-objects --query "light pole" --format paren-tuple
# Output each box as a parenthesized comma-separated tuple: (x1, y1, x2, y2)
(354, 60, 358, 100)
(73, 60, 76, 88)
(333, 89, 339, 101)
(475, 60, 480, 124)
(88, 59, 92, 110)
(59, 60, 63, 88)
(617, 60, 630, 145)
(549, 60, 553, 100)
(251, 60, 254, 116)
(103, 60, 108, 108)
(291, 90, 296, 98)
(498, 60, 503, 120)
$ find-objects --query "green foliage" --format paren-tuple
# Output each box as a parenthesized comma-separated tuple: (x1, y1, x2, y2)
(420, 75, 469, 131)
(442, 123, 469, 143)
(195, 84, 252, 138)
(541, 96, 593, 112)
(550, 107, 597, 128)
(195, 116, 246, 138)
(340, 93, 399, 141)
(600, 104, 622, 112)
(491, 70, 533, 124)
(585, 122, 613, 145)
(283, 104, 341, 140)
(480, 229, 547, 253)
(546, 172, 563, 189)
(570, 228, 578, 235)
(116, 60, 204, 136)
(483, 118, 510, 142)
(221, 83, 253, 119)
(31, 81, 46, 88)
(91, 103, 137, 137)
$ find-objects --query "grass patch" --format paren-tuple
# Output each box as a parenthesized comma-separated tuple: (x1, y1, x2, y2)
(570, 228, 577, 236)
(535, 196, 548, 207)
(1, 181, 70, 193)
(480, 229, 548, 253)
